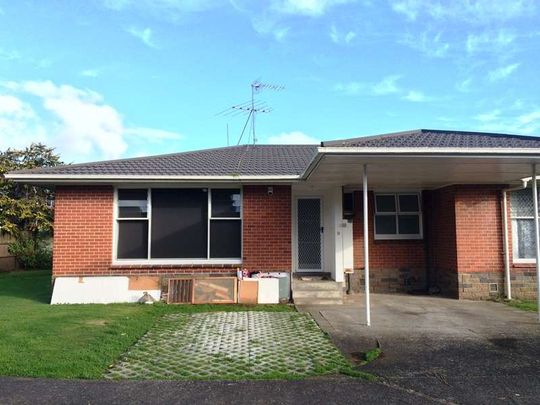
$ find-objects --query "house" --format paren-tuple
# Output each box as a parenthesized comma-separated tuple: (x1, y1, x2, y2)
(5, 129, 540, 306)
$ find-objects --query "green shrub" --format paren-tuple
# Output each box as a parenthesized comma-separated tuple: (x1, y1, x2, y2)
(8, 236, 52, 270)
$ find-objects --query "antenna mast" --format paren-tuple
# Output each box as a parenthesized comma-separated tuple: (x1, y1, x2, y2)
(216, 80, 284, 145)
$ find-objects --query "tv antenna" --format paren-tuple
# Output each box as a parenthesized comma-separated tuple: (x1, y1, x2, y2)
(216, 80, 285, 145)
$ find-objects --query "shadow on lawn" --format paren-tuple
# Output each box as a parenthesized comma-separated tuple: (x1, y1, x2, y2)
(0, 270, 53, 304)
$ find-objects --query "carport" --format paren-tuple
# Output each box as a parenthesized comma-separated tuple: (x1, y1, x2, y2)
(303, 143, 540, 324)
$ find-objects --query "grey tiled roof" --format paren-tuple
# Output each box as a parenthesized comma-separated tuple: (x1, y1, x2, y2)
(322, 129, 540, 148)
(10, 145, 319, 176)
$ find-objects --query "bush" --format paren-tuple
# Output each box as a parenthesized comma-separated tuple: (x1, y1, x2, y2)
(8, 236, 52, 270)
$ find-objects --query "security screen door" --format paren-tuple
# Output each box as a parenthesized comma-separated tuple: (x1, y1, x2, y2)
(297, 197, 323, 271)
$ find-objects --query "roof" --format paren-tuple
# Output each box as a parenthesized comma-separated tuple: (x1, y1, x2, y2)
(322, 129, 540, 148)
(8, 144, 319, 177)
(5, 129, 540, 182)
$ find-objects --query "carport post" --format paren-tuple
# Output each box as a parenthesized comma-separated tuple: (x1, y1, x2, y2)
(363, 164, 371, 326)
(533, 164, 540, 322)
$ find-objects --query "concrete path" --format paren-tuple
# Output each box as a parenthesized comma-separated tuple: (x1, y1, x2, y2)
(298, 294, 540, 405)
(0, 376, 440, 404)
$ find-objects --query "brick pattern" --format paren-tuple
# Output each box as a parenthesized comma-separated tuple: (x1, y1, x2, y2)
(424, 187, 458, 297)
(53, 185, 290, 278)
(455, 185, 504, 274)
(242, 185, 292, 272)
(53, 186, 114, 277)
(350, 267, 425, 293)
(459, 272, 504, 300)
(352, 191, 426, 293)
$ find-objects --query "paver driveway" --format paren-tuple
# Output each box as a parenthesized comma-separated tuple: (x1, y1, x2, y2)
(298, 294, 540, 404)
(106, 311, 352, 380)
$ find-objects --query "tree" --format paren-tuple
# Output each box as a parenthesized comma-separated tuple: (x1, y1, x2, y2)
(0, 144, 62, 268)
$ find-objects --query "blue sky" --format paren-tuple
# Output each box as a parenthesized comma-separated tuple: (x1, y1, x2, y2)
(0, 0, 539, 163)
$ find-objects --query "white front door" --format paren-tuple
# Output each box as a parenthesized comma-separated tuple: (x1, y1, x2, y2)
(296, 197, 323, 272)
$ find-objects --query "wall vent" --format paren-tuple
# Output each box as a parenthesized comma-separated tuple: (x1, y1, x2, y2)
(168, 278, 194, 303)
(489, 283, 498, 293)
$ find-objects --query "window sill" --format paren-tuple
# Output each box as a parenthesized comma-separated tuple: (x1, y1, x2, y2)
(374, 235, 423, 241)
(112, 259, 242, 268)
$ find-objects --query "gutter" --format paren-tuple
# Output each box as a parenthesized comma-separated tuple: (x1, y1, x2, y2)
(3, 174, 302, 184)
(501, 178, 530, 300)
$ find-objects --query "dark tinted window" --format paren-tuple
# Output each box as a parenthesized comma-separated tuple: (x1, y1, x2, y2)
(118, 189, 148, 218)
(211, 189, 241, 218)
(398, 194, 419, 212)
(151, 189, 208, 258)
(117, 220, 148, 259)
(398, 215, 420, 234)
(343, 192, 354, 218)
(375, 195, 396, 212)
(210, 220, 241, 258)
(375, 215, 396, 234)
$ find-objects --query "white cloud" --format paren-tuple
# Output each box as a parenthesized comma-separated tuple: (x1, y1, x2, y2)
(402, 90, 430, 102)
(474, 109, 501, 122)
(80, 69, 100, 78)
(329, 25, 356, 44)
(334, 74, 402, 96)
(251, 16, 290, 41)
(390, 0, 535, 24)
(0, 48, 21, 61)
(399, 31, 449, 58)
(371, 75, 401, 95)
(466, 30, 516, 53)
(271, 0, 355, 17)
(456, 77, 473, 93)
(265, 131, 319, 144)
(0, 80, 182, 161)
(474, 108, 540, 135)
(126, 27, 158, 48)
(488, 63, 520, 82)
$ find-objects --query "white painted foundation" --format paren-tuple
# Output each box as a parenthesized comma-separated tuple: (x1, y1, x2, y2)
(50, 276, 161, 304)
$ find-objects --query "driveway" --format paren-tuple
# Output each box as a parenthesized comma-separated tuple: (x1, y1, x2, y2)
(298, 294, 540, 405)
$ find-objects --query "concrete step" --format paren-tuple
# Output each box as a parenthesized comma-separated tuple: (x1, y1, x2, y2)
(292, 280, 344, 291)
(293, 290, 343, 299)
(294, 298, 343, 305)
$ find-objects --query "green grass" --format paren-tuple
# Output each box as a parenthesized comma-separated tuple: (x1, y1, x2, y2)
(505, 299, 538, 312)
(0, 270, 292, 379)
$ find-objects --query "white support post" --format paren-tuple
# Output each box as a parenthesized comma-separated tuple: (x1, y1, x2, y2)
(363, 164, 371, 326)
(533, 164, 540, 322)
(502, 190, 512, 300)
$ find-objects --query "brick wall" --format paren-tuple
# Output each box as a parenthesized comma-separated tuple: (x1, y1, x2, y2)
(454, 185, 505, 299)
(53, 186, 114, 277)
(424, 187, 458, 296)
(53, 185, 292, 277)
(242, 185, 292, 272)
(352, 191, 426, 293)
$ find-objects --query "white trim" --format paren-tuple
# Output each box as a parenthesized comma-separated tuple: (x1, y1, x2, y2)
(294, 196, 324, 273)
(4, 173, 300, 182)
(373, 192, 423, 240)
(319, 147, 540, 155)
(112, 258, 242, 266)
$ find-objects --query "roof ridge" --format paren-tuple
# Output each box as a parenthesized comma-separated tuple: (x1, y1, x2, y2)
(420, 128, 540, 140)
(322, 129, 422, 146)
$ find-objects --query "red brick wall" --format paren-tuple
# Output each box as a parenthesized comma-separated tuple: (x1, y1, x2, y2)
(424, 187, 458, 295)
(454, 185, 504, 274)
(242, 185, 292, 272)
(353, 191, 426, 270)
(53, 186, 114, 277)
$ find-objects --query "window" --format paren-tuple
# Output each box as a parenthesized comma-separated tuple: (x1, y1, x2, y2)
(510, 188, 538, 261)
(374, 193, 422, 240)
(115, 188, 242, 262)
(342, 191, 354, 219)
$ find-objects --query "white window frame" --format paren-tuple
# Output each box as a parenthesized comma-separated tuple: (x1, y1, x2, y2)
(113, 186, 243, 265)
(373, 192, 423, 240)
(511, 216, 536, 264)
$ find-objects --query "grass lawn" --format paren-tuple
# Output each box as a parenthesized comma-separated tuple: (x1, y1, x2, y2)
(0, 270, 293, 379)
(505, 299, 538, 313)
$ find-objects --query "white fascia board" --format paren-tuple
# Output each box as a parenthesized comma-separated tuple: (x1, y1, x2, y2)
(318, 146, 540, 156)
(4, 174, 301, 184)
